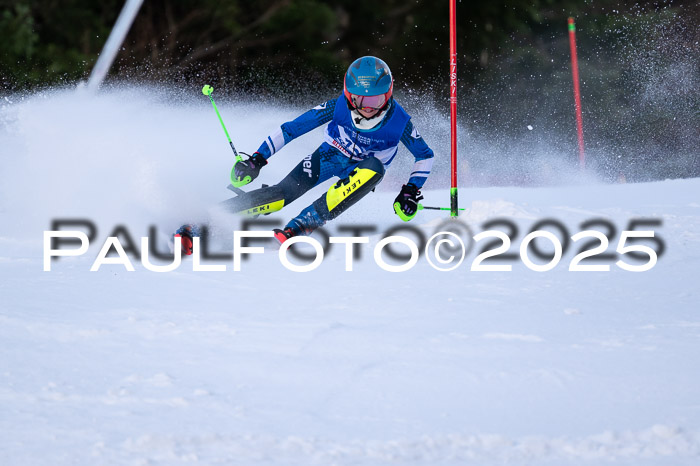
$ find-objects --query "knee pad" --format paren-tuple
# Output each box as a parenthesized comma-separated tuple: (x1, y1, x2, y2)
(356, 156, 386, 176)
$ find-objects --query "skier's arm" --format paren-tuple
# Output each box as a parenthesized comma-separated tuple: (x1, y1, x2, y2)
(255, 99, 336, 159)
(400, 120, 434, 188)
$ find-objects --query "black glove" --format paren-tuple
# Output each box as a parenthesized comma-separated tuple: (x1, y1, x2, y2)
(393, 183, 423, 220)
(233, 152, 267, 185)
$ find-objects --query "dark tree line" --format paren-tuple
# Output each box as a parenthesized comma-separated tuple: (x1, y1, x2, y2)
(1, 0, 698, 181)
(2, 0, 688, 91)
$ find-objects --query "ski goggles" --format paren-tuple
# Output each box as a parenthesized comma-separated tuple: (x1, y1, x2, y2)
(346, 92, 390, 111)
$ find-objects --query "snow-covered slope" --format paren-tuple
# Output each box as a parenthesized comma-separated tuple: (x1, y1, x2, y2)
(1, 87, 699, 465)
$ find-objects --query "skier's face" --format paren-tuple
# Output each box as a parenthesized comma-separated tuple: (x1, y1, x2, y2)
(357, 106, 380, 118)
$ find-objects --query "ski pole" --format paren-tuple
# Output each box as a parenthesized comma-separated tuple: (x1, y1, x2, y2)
(201, 84, 252, 187)
(419, 204, 466, 212)
(394, 202, 466, 222)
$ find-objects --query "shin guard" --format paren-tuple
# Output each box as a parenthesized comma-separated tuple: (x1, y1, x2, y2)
(218, 185, 286, 216)
(313, 157, 385, 223)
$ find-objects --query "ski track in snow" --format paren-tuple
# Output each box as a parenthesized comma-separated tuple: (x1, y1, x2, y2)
(1, 87, 699, 465)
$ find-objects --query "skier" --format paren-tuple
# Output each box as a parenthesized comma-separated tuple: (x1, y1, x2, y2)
(177, 56, 435, 251)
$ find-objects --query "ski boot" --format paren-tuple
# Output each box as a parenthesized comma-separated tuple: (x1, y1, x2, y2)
(272, 227, 296, 245)
(174, 224, 201, 255)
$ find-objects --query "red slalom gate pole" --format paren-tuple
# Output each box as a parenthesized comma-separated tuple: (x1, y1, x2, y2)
(449, 0, 458, 216)
(568, 17, 586, 169)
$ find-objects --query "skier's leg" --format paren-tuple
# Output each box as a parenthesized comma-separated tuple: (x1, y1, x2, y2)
(218, 147, 325, 216)
(283, 157, 385, 235)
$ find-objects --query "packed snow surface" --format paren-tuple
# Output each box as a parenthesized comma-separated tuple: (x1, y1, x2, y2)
(1, 87, 699, 465)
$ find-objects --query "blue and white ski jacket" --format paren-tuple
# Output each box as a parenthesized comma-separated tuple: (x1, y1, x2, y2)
(255, 95, 434, 188)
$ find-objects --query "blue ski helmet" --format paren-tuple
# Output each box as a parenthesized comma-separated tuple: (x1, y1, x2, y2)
(343, 56, 393, 111)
